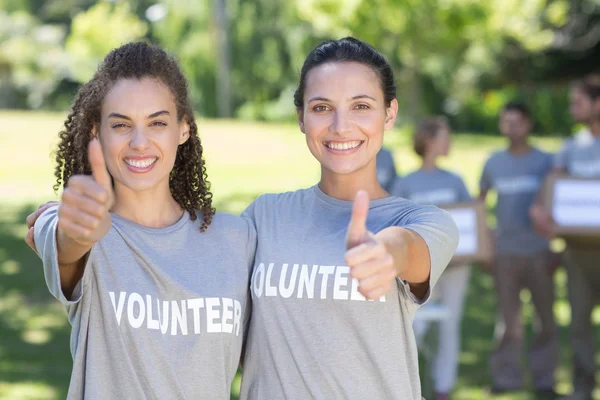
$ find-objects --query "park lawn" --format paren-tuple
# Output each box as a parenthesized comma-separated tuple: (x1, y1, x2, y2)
(0, 110, 597, 400)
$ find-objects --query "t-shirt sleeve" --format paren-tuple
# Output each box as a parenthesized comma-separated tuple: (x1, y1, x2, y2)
(240, 195, 261, 223)
(33, 205, 86, 306)
(241, 215, 257, 341)
(387, 203, 459, 305)
(479, 158, 493, 193)
(243, 216, 258, 271)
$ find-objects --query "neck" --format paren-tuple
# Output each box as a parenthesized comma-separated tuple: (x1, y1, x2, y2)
(111, 181, 184, 228)
(508, 139, 531, 154)
(421, 153, 437, 170)
(319, 161, 388, 201)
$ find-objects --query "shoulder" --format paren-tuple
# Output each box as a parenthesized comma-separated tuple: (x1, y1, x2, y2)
(531, 147, 552, 158)
(439, 168, 461, 180)
(398, 170, 421, 183)
(443, 169, 467, 186)
(487, 149, 506, 163)
(200, 211, 254, 238)
(248, 188, 311, 208)
(378, 147, 393, 159)
(560, 137, 576, 151)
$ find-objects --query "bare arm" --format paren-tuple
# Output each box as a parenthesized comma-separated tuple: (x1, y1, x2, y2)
(376, 226, 430, 298)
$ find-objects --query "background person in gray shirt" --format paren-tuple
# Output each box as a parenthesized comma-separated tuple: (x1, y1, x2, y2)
(376, 147, 398, 192)
(531, 80, 600, 400)
(479, 101, 557, 396)
(391, 116, 472, 400)
(239, 37, 459, 400)
(31, 43, 256, 399)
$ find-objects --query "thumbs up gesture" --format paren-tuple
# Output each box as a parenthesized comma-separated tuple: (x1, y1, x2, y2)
(57, 137, 114, 246)
(345, 190, 397, 300)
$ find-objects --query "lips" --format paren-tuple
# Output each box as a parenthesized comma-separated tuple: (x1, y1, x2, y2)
(123, 156, 158, 172)
(324, 140, 364, 150)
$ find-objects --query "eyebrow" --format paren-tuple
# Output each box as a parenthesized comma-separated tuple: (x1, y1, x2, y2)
(307, 95, 377, 103)
(107, 110, 170, 120)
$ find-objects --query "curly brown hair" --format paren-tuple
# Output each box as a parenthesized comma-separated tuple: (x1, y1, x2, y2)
(53, 42, 214, 231)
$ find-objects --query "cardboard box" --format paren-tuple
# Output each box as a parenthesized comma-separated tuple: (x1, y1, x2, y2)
(442, 201, 494, 264)
(542, 175, 600, 238)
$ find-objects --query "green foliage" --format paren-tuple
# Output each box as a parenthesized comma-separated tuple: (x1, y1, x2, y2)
(65, 2, 148, 83)
(0, 10, 67, 108)
(0, 0, 597, 134)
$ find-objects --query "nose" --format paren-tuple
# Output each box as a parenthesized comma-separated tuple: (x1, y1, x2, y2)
(329, 109, 352, 136)
(129, 127, 151, 151)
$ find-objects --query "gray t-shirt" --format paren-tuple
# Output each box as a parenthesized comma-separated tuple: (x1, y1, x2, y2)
(34, 207, 256, 400)
(239, 185, 458, 400)
(554, 135, 600, 177)
(377, 147, 398, 192)
(480, 148, 553, 255)
(390, 168, 471, 206)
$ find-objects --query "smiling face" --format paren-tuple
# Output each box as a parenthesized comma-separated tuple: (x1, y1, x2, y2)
(297, 62, 398, 177)
(98, 77, 189, 195)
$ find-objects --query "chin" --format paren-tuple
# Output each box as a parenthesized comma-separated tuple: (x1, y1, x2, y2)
(121, 179, 162, 193)
(323, 161, 364, 176)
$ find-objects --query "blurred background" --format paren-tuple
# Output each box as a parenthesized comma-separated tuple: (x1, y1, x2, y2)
(1, 0, 600, 399)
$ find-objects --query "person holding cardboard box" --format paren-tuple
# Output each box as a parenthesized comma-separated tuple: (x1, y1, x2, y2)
(531, 80, 600, 400)
(479, 102, 558, 397)
(391, 116, 471, 400)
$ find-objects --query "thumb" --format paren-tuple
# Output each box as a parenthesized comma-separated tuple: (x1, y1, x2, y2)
(88, 138, 112, 192)
(346, 190, 370, 249)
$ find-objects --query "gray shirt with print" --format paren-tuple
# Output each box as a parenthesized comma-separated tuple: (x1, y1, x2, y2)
(391, 168, 471, 206)
(35, 207, 256, 400)
(554, 135, 600, 177)
(239, 185, 458, 400)
(480, 148, 553, 255)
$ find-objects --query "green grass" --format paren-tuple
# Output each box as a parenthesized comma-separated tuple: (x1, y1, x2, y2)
(0, 110, 596, 399)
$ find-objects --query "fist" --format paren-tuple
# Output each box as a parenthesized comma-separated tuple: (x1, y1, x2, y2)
(345, 190, 397, 300)
(58, 138, 114, 245)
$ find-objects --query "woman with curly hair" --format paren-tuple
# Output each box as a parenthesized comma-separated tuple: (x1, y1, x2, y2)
(31, 42, 256, 399)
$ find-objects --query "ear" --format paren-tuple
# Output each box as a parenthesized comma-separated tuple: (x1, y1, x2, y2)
(179, 118, 191, 145)
(297, 107, 306, 134)
(384, 99, 399, 130)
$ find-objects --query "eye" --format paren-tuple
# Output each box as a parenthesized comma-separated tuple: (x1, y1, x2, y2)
(313, 105, 330, 112)
(111, 123, 128, 129)
(355, 103, 370, 110)
(150, 121, 167, 127)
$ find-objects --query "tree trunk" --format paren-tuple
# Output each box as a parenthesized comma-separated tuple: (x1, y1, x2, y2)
(214, 0, 231, 118)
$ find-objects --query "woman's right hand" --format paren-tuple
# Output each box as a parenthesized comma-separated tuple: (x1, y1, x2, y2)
(57, 138, 114, 249)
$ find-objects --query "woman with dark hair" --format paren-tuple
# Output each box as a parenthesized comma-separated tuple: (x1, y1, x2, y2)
(32, 42, 256, 399)
(239, 37, 458, 400)
(391, 116, 471, 400)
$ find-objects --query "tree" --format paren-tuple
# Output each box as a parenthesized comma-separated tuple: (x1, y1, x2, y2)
(65, 1, 148, 83)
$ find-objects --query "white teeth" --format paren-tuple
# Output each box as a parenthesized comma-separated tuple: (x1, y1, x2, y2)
(125, 158, 157, 168)
(326, 141, 361, 150)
